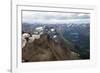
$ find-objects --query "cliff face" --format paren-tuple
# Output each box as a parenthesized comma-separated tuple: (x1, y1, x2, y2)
(22, 33, 80, 62)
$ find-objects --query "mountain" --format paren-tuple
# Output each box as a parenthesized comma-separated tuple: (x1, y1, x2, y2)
(22, 26, 80, 62)
(22, 22, 90, 59)
(62, 23, 90, 59)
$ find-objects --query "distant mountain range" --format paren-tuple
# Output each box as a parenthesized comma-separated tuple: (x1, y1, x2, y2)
(22, 22, 90, 59)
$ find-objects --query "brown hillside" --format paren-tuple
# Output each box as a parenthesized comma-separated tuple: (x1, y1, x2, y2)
(22, 33, 80, 62)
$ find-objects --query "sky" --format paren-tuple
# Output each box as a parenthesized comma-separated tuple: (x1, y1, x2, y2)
(22, 11, 90, 24)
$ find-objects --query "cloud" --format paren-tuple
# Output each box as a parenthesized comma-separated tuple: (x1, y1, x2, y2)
(22, 11, 90, 24)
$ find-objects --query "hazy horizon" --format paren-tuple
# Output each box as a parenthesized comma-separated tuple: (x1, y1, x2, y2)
(22, 11, 90, 24)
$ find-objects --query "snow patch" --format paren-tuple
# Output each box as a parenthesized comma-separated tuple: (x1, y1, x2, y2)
(22, 33, 30, 38)
(51, 28, 55, 32)
(53, 35, 57, 38)
(35, 27, 44, 31)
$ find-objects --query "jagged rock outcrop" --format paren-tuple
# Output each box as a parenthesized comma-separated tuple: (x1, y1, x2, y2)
(22, 33, 80, 62)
